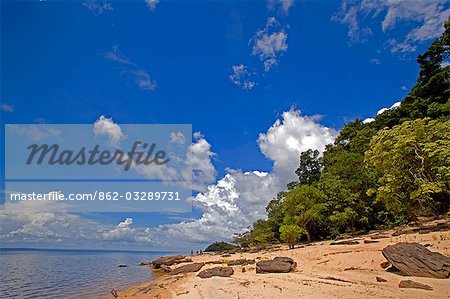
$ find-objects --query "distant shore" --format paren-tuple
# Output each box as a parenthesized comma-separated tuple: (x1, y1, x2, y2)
(119, 217, 450, 298)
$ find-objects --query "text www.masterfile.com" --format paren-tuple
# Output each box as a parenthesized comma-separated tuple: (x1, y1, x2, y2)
(9, 191, 181, 201)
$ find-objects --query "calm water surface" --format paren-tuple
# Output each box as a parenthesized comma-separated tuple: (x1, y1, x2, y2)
(0, 249, 175, 298)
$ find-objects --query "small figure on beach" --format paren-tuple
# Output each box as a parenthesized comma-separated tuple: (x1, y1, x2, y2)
(190, 249, 194, 256)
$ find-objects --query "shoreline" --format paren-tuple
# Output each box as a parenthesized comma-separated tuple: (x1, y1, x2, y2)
(118, 217, 450, 298)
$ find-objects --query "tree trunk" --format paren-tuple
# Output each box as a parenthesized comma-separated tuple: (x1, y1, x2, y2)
(303, 224, 312, 242)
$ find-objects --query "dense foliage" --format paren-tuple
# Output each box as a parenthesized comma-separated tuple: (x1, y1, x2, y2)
(204, 241, 238, 252)
(233, 20, 450, 248)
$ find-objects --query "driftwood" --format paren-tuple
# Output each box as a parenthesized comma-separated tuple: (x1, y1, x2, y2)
(382, 243, 450, 279)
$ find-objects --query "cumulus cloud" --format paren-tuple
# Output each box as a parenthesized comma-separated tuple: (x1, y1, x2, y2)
(145, 0, 159, 11)
(93, 115, 124, 147)
(182, 132, 217, 192)
(229, 64, 257, 90)
(252, 17, 288, 71)
(257, 110, 337, 181)
(83, 0, 113, 15)
(102, 218, 151, 242)
(152, 110, 337, 245)
(1, 103, 14, 112)
(333, 0, 450, 52)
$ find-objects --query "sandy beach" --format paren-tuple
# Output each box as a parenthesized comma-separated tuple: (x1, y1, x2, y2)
(119, 218, 450, 299)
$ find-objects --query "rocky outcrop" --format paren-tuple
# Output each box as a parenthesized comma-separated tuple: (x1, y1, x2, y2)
(170, 263, 205, 275)
(382, 243, 450, 279)
(148, 255, 192, 269)
(198, 267, 234, 278)
(256, 257, 296, 274)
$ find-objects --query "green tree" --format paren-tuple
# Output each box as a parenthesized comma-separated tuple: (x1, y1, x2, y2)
(295, 149, 322, 185)
(282, 185, 328, 242)
(265, 198, 285, 240)
(316, 173, 363, 233)
(279, 224, 303, 249)
(365, 118, 450, 219)
(250, 219, 276, 245)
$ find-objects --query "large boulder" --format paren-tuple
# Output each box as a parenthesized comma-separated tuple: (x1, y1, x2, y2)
(198, 267, 234, 278)
(170, 263, 205, 275)
(382, 243, 450, 279)
(256, 257, 296, 274)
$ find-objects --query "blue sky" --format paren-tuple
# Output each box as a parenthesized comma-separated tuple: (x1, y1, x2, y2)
(1, 0, 449, 250)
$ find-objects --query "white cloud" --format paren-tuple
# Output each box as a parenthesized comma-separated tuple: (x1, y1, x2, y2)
(93, 115, 124, 147)
(83, 0, 113, 15)
(105, 45, 135, 65)
(170, 131, 186, 145)
(363, 117, 375, 124)
(1, 103, 14, 112)
(229, 64, 257, 90)
(267, 0, 295, 15)
(370, 58, 381, 64)
(102, 218, 152, 242)
(0, 200, 152, 247)
(362, 100, 402, 122)
(400, 85, 407, 90)
(333, 0, 450, 52)
(252, 17, 288, 71)
(257, 110, 337, 181)
(7, 125, 61, 141)
(145, 0, 159, 11)
(153, 110, 338, 245)
(1, 110, 339, 249)
(182, 132, 217, 192)
(128, 69, 157, 90)
(105, 45, 157, 91)
(377, 100, 401, 115)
